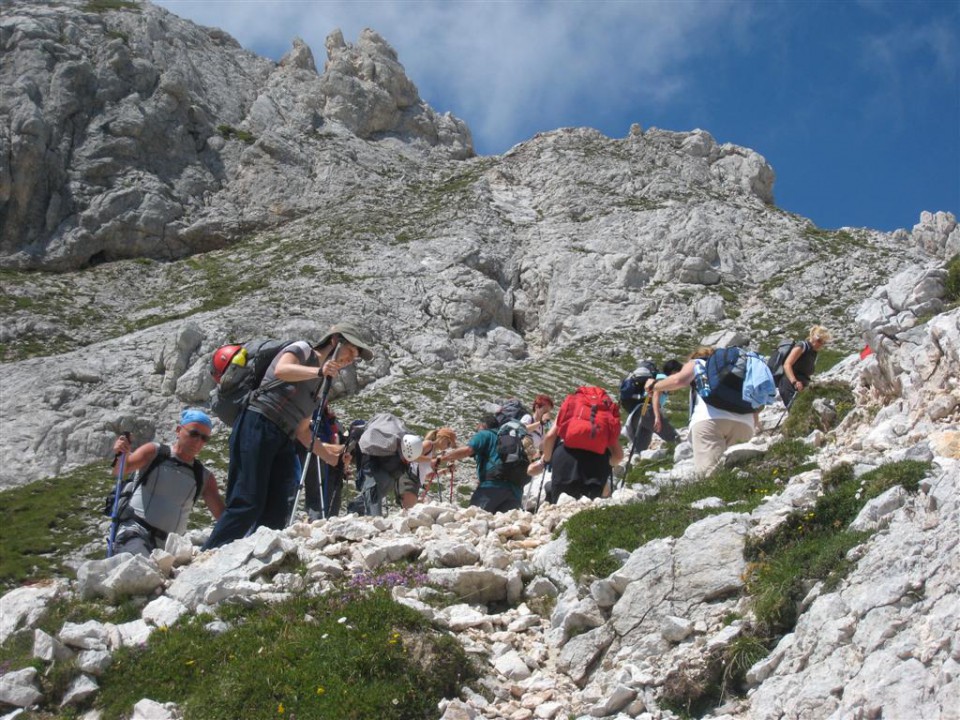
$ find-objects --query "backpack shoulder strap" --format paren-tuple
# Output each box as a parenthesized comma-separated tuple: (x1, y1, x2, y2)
(191, 460, 205, 503)
(120, 443, 169, 508)
(134, 443, 170, 486)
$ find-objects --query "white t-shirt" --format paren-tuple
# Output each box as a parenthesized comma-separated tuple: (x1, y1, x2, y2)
(520, 413, 546, 450)
(689, 394, 755, 430)
(689, 358, 755, 430)
(413, 458, 434, 483)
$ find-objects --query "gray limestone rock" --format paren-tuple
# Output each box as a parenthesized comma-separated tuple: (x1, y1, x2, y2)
(0, 667, 44, 708)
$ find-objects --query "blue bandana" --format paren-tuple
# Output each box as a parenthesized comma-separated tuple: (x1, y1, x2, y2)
(180, 408, 213, 430)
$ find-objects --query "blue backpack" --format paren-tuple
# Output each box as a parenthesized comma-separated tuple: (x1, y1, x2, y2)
(693, 347, 754, 414)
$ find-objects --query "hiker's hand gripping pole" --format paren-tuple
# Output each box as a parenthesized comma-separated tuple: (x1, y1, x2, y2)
(107, 431, 131, 557)
(288, 341, 341, 526)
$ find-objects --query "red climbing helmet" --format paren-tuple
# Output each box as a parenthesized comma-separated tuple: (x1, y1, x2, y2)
(210, 344, 242, 382)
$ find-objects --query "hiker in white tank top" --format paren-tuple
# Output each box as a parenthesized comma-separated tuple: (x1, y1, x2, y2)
(111, 409, 225, 557)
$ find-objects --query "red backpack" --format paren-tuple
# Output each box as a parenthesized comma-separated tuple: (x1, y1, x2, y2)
(556, 386, 621, 454)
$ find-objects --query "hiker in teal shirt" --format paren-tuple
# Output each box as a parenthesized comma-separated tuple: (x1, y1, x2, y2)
(436, 416, 522, 513)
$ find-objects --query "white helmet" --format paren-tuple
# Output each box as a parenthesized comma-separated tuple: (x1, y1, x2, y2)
(400, 434, 424, 462)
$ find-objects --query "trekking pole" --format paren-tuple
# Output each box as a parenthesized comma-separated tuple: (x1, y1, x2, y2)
(448, 466, 455, 504)
(106, 431, 131, 558)
(534, 465, 548, 513)
(771, 392, 798, 432)
(317, 454, 328, 518)
(288, 341, 341, 526)
(621, 395, 651, 490)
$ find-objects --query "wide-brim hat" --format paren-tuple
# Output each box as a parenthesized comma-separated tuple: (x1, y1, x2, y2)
(318, 322, 374, 362)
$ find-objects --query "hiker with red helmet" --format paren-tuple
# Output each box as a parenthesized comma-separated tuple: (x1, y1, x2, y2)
(203, 322, 373, 550)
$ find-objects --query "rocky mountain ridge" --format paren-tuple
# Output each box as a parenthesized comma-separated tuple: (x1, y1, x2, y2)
(1, 3, 959, 719)
(1, 0, 959, 488)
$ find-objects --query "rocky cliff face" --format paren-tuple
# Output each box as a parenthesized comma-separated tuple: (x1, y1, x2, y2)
(0, 0, 472, 270)
(1, 279, 957, 720)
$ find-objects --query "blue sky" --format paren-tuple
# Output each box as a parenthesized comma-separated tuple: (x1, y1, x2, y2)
(156, 0, 958, 233)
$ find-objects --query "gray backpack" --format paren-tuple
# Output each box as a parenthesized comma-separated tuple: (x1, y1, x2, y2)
(358, 413, 407, 457)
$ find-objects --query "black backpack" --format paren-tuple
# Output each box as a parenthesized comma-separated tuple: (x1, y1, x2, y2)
(766, 339, 797, 385)
(487, 420, 531, 487)
(494, 399, 528, 428)
(209, 339, 295, 425)
(102, 444, 204, 518)
(344, 419, 368, 490)
(619, 360, 659, 413)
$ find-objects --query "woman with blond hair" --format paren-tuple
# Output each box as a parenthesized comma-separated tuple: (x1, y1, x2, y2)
(411, 427, 459, 504)
(780, 325, 831, 407)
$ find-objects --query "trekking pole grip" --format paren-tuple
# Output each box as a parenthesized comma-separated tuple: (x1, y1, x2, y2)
(111, 431, 132, 467)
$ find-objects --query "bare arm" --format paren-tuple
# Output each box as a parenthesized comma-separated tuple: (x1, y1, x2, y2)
(649, 360, 696, 393)
(608, 438, 624, 466)
(111, 436, 157, 476)
(651, 389, 665, 431)
(540, 424, 559, 462)
(783, 346, 806, 389)
(439, 445, 475, 464)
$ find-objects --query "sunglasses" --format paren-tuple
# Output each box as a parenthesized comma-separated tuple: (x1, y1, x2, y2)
(185, 429, 211, 442)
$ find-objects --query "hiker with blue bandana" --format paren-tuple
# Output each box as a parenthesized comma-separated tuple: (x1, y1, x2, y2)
(108, 409, 225, 557)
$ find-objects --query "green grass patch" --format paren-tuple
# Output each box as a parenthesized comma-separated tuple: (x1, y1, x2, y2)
(216, 124, 256, 145)
(0, 594, 146, 708)
(744, 460, 930, 634)
(84, 0, 140, 11)
(945, 254, 960, 304)
(563, 440, 813, 579)
(94, 589, 476, 720)
(0, 463, 114, 592)
(781, 381, 855, 439)
(814, 347, 846, 373)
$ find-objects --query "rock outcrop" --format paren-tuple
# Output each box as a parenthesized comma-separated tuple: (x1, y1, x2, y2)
(0, 0, 472, 270)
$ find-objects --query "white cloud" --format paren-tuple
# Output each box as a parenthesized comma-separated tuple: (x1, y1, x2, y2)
(857, 12, 959, 127)
(155, 0, 754, 152)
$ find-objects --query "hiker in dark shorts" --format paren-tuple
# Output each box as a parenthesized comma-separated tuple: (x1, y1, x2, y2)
(111, 409, 224, 556)
(438, 416, 522, 513)
(780, 326, 831, 407)
(541, 410, 624, 504)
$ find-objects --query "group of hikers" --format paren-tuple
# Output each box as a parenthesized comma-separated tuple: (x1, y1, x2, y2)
(106, 321, 831, 558)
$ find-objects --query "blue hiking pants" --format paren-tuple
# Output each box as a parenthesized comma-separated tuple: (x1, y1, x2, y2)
(203, 409, 295, 550)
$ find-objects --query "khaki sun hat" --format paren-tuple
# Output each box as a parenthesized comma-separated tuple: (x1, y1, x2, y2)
(319, 322, 374, 362)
